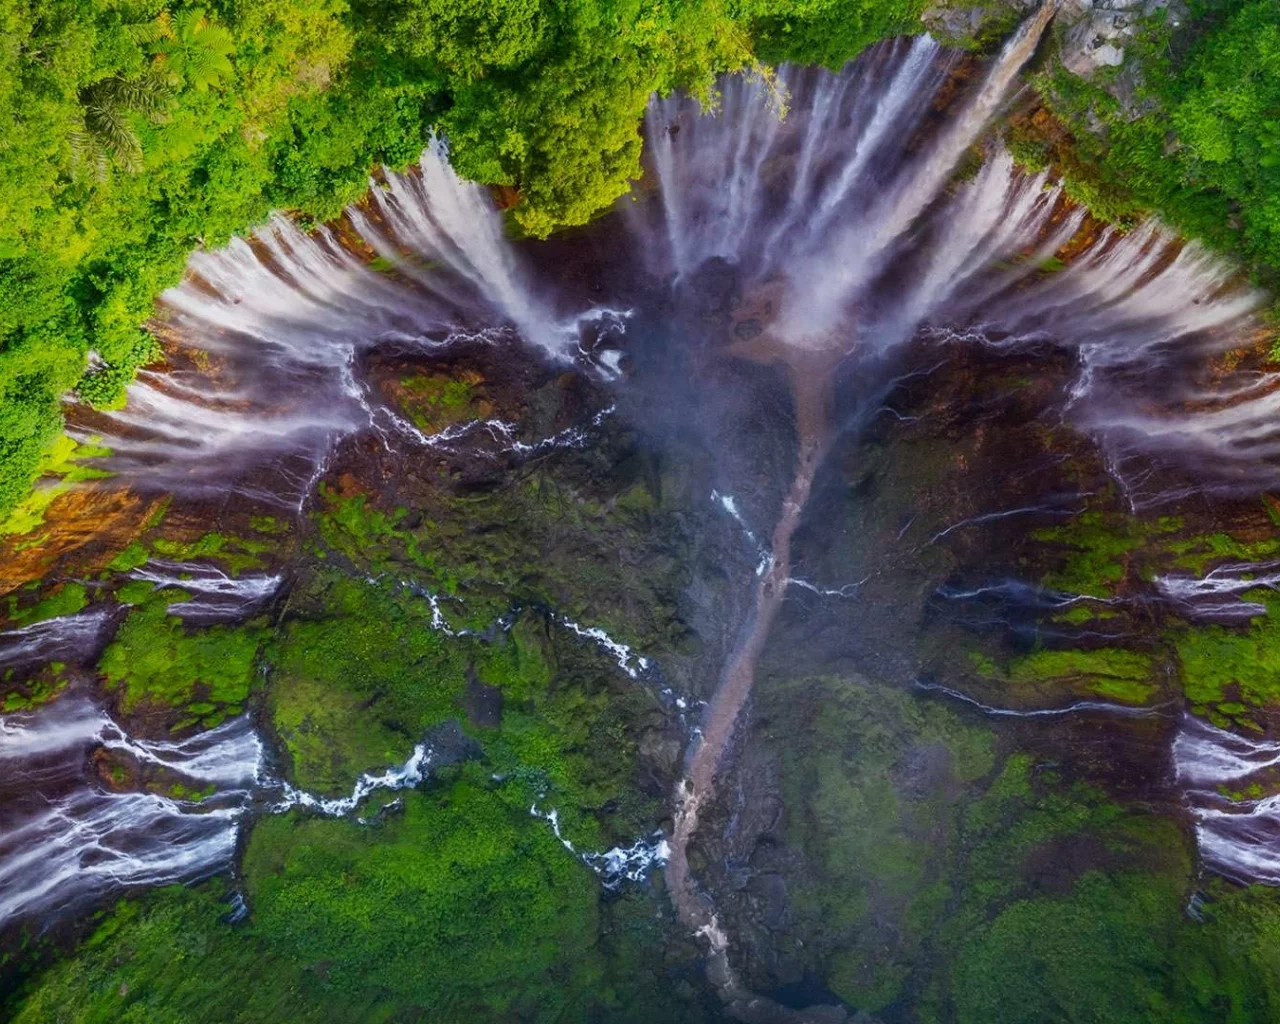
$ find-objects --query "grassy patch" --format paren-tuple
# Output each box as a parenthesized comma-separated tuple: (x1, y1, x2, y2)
(1031, 511, 1181, 597)
(398, 372, 480, 432)
(1007, 647, 1158, 704)
(6, 582, 88, 626)
(268, 571, 659, 844)
(0, 436, 113, 538)
(1165, 531, 1280, 575)
(151, 532, 271, 576)
(98, 592, 262, 721)
(1173, 590, 1280, 719)
(765, 674, 995, 1011)
(269, 573, 466, 792)
(242, 780, 600, 1017)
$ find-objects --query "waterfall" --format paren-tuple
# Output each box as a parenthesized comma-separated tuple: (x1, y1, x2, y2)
(0, 699, 264, 925)
(130, 561, 283, 622)
(0, 695, 440, 932)
(11, 0, 1280, 957)
(0, 609, 115, 673)
(83, 140, 585, 501)
(73, 10, 1271, 503)
(632, 35, 955, 285)
(352, 137, 566, 352)
(630, 22, 1270, 491)
(1174, 715, 1280, 885)
(1157, 562, 1280, 621)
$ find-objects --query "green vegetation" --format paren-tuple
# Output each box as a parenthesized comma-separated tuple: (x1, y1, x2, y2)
(1024, 0, 1280, 291)
(1, 666, 70, 712)
(0, 435, 112, 537)
(0, 0, 932, 522)
(1007, 646, 1158, 704)
(1031, 510, 1181, 597)
(770, 675, 995, 1010)
(98, 585, 261, 721)
(399, 372, 478, 432)
(269, 568, 660, 845)
(1173, 589, 1280, 725)
(1166, 530, 1280, 575)
(151, 531, 270, 575)
(755, 672, 1280, 1020)
(948, 870, 1280, 1022)
(312, 432, 699, 652)
(745, 0, 926, 69)
(242, 781, 601, 1018)
(5, 581, 88, 625)
(269, 571, 468, 792)
(962, 632, 1161, 707)
(8, 781, 607, 1022)
(1050, 602, 1119, 625)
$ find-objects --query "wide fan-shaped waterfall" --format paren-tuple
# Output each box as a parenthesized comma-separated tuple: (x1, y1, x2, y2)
(78, 138, 608, 504)
(73, 21, 1271, 510)
(8, 5, 1280, 1019)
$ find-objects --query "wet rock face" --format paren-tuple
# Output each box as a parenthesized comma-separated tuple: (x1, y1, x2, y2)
(422, 719, 484, 768)
(464, 672, 503, 728)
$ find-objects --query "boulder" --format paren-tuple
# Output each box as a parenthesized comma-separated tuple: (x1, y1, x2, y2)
(1059, 0, 1183, 77)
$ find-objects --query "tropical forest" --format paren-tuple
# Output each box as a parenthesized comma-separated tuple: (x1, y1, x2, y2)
(3, 0, 1280, 1021)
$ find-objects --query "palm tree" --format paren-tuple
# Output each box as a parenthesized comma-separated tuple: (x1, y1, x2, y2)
(68, 8, 236, 177)
(70, 73, 171, 176)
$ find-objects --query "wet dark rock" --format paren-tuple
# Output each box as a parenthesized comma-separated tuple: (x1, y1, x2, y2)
(681, 257, 741, 320)
(734, 318, 764, 341)
(90, 747, 139, 792)
(747, 873, 789, 931)
(638, 727, 684, 777)
(366, 797, 405, 822)
(463, 671, 503, 728)
(421, 718, 483, 768)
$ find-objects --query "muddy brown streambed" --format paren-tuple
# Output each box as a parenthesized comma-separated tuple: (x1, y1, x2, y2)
(667, 346, 836, 1018)
(7, 3, 1280, 1019)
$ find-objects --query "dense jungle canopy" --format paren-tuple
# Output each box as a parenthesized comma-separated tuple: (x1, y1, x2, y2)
(0, 0, 1276, 524)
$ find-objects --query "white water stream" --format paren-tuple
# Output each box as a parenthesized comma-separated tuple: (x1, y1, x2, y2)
(8, 0, 1280, 979)
(0, 699, 263, 925)
(1174, 714, 1280, 885)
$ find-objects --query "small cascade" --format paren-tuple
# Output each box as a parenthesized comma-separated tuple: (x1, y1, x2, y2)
(0, 698, 263, 926)
(271, 742, 435, 817)
(530, 805, 669, 889)
(130, 560, 283, 622)
(916, 681, 1167, 719)
(0, 692, 432, 932)
(1157, 562, 1280, 620)
(1174, 715, 1280, 885)
(556, 615, 651, 679)
(0, 609, 115, 673)
(711, 489, 773, 576)
(352, 137, 566, 353)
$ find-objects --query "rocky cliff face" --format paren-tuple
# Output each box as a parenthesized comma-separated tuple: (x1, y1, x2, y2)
(923, 0, 1184, 77)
